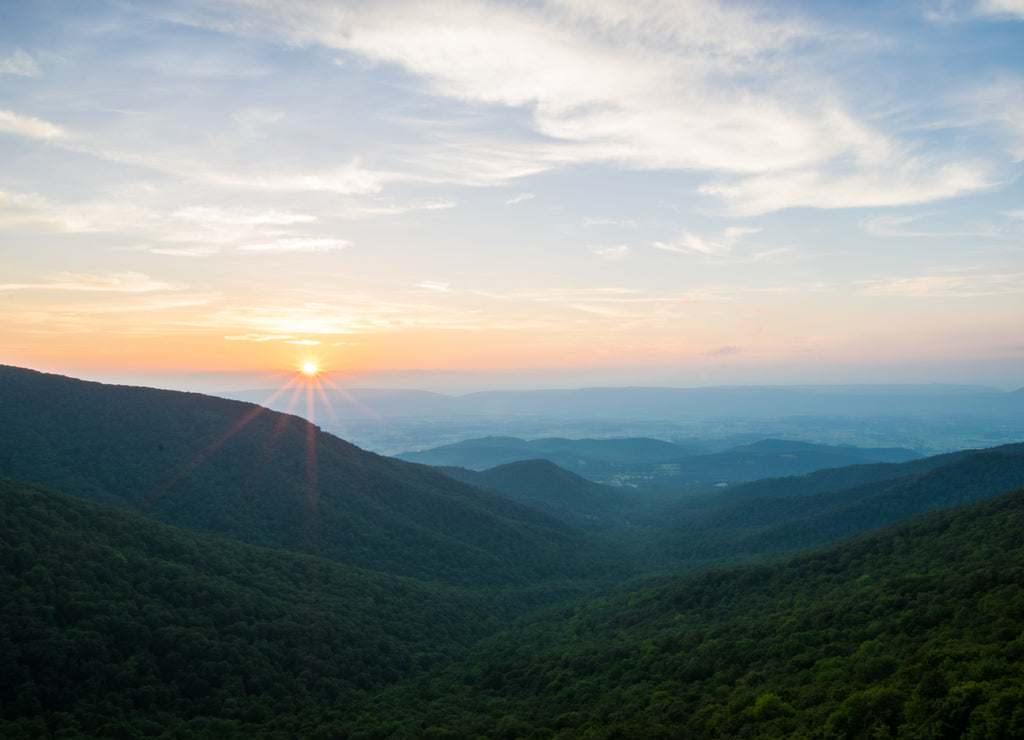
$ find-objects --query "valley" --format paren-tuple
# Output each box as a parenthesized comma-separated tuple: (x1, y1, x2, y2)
(2, 365, 1023, 738)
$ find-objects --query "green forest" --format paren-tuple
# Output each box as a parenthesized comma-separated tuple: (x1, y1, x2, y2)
(2, 366, 1024, 738)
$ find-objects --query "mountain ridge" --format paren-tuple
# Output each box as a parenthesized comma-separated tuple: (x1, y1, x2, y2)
(0, 365, 629, 588)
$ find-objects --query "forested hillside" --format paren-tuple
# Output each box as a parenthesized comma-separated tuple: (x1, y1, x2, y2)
(398, 435, 921, 485)
(0, 366, 629, 588)
(655, 445, 1024, 566)
(0, 477, 501, 738)
(344, 488, 1024, 738)
(440, 459, 634, 530)
(6, 477, 1024, 737)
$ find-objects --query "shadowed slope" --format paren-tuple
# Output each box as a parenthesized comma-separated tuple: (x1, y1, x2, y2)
(0, 366, 628, 587)
(344, 487, 1024, 737)
(0, 476, 503, 737)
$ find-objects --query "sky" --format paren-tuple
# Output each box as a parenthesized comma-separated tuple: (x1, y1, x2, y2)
(1, 0, 1023, 393)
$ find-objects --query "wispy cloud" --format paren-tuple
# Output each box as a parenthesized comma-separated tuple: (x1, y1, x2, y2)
(654, 226, 762, 256)
(974, 0, 1024, 20)
(0, 271, 183, 293)
(861, 212, 1000, 238)
(237, 237, 351, 252)
(332, 199, 457, 218)
(173, 206, 316, 227)
(701, 158, 997, 216)
(0, 189, 334, 252)
(180, 0, 1006, 214)
(592, 245, 630, 260)
(0, 50, 41, 77)
(6, 294, 221, 336)
(224, 332, 323, 345)
(584, 217, 638, 228)
(233, 107, 286, 137)
(922, 0, 1024, 23)
(211, 299, 513, 337)
(416, 281, 452, 292)
(861, 272, 1024, 297)
(505, 192, 535, 205)
(705, 345, 743, 356)
(0, 109, 67, 140)
(41, 127, 399, 196)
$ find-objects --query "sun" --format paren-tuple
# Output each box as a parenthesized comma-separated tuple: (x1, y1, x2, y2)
(301, 361, 319, 377)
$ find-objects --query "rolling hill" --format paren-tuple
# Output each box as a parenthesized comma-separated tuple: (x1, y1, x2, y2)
(0, 365, 629, 589)
(440, 459, 635, 530)
(341, 486, 1024, 737)
(398, 434, 921, 485)
(0, 476, 503, 737)
(396, 435, 705, 476)
(656, 445, 1024, 565)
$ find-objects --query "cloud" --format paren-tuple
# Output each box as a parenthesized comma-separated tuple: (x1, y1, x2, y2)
(173, 206, 316, 226)
(224, 333, 296, 342)
(584, 217, 638, 228)
(0, 190, 162, 235)
(705, 345, 742, 356)
(188, 0, 973, 211)
(233, 107, 286, 137)
(332, 199, 457, 218)
(922, 0, 1024, 22)
(213, 299, 497, 336)
(861, 212, 1000, 238)
(592, 245, 630, 260)
(6, 294, 221, 336)
(242, 0, 850, 174)
(974, 0, 1024, 19)
(416, 281, 452, 292)
(57, 132, 398, 195)
(654, 226, 761, 256)
(860, 272, 1024, 297)
(80, 0, 1007, 214)
(220, 162, 393, 194)
(702, 158, 996, 216)
(0, 50, 41, 77)
(237, 237, 351, 252)
(0, 189, 336, 252)
(965, 79, 1024, 161)
(0, 271, 183, 293)
(505, 192, 535, 205)
(0, 109, 67, 140)
(141, 246, 222, 257)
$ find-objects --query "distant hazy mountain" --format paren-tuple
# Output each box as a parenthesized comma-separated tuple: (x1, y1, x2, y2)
(658, 438, 922, 484)
(684, 445, 994, 510)
(440, 459, 634, 530)
(429, 440, 1024, 570)
(657, 443, 1024, 565)
(398, 435, 921, 484)
(0, 365, 628, 588)
(397, 435, 704, 473)
(228, 383, 1024, 421)
(224, 383, 1024, 457)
